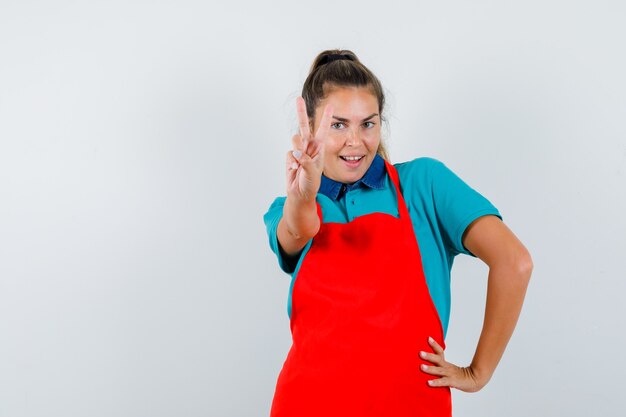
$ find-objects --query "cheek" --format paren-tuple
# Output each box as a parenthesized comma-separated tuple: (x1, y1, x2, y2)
(325, 134, 343, 153)
(364, 131, 381, 147)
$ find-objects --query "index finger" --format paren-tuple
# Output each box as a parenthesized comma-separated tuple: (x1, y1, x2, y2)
(296, 97, 311, 142)
(313, 103, 334, 141)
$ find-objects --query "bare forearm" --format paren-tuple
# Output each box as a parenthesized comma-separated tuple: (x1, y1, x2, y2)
(470, 262, 532, 384)
(277, 196, 320, 256)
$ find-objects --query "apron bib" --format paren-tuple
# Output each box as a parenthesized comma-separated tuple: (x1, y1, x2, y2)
(270, 161, 451, 417)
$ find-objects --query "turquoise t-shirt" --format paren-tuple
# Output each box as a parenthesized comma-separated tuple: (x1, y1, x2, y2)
(263, 156, 502, 339)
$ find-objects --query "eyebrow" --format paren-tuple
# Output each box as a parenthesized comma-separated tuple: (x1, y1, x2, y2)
(332, 113, 379, 122)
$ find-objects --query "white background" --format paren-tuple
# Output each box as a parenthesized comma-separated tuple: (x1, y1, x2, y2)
(1, 1, 625, 416)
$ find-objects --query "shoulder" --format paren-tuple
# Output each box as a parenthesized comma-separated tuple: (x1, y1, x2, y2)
(394, 156, 444, 176)
(393, 156, 447, 189)
(263, 196, 287, 225)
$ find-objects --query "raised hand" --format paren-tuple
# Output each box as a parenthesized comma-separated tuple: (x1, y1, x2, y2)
(285, 96, 333, 202)
(419, 336, 488, 393)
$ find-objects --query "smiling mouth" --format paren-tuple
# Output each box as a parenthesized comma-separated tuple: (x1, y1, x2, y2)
(340, 155, 364, 161)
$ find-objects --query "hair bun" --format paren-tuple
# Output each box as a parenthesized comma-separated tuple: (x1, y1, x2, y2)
(318, 53, 353, 66)
(310, 50, 360, 72)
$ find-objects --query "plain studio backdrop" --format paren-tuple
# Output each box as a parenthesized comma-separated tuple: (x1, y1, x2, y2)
(1, 1, 625, 416)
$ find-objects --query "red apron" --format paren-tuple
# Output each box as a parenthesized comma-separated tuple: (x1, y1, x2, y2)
(270, 161, 451, 417)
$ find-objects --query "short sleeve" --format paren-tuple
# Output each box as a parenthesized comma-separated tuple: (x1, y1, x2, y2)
(262, 197, 304, 274)
(430, 160, 503, 257)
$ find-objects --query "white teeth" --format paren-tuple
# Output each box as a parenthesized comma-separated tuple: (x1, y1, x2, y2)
(341, 156, 363, 161)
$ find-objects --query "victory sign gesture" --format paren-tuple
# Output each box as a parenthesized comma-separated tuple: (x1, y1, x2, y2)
(286, 96, 333, 202)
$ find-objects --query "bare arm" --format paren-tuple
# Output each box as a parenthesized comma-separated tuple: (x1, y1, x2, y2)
(420, 214, 533, 392)
(462, 215, 533, 386)
(276, 197, 320, 256)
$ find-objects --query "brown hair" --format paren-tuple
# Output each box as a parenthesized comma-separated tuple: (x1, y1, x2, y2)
(301, 49, 389, 160)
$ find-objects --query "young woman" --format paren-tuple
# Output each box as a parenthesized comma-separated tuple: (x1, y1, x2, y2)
(263, 49, 533, 416)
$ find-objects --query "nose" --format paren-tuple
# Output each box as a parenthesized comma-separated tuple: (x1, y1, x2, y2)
(346, 128, 359, 146)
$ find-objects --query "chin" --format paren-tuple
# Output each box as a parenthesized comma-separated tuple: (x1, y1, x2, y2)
(326, 165, 367, 184)
(343, 171, 365, 183)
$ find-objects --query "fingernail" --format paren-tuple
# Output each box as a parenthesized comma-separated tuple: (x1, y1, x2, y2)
(290, 162, 298, 170)
(429, 337, 434, 344)
(428, 380, 434, 386)
(292, 150, 302, 159)
(421, 364, 428, 370)
(420, 351, 427, 358)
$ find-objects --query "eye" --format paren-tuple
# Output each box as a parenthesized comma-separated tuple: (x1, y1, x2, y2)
(363, 121, 376, 128)
(331, 122, 345, 129)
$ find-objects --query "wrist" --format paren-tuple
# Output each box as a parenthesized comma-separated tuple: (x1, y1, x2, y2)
(469, 362, 493, 388)
(286, 190, 317, 205)
(285, 192, 318, 211)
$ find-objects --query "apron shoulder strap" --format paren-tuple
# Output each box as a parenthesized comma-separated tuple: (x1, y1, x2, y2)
(383, 160, 411, 221)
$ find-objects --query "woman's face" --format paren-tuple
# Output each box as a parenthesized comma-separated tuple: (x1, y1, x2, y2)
(312, 86, 381, 184)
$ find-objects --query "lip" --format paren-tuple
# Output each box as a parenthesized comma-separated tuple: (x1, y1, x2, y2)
(339, 155, 365, 168)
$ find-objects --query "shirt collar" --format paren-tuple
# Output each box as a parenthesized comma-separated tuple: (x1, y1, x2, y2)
(319, 154, 386, 200)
